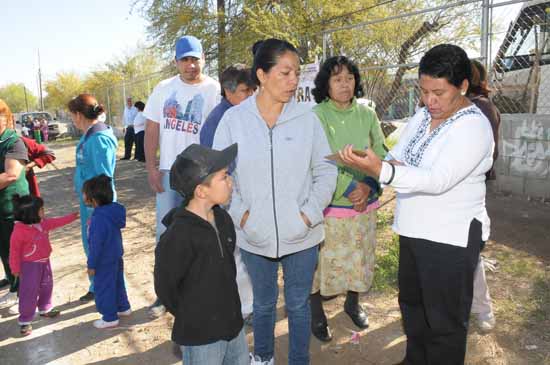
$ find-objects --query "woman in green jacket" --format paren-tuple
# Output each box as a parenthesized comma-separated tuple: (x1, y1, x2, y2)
(310, 56, 386, 342)
(0, 99, 30, 306)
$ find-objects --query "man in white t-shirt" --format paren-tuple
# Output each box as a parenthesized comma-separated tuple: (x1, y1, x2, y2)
(143, 35, 220, 317)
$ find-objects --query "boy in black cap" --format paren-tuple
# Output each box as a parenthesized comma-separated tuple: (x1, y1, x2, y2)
(154, 143, 247, 365)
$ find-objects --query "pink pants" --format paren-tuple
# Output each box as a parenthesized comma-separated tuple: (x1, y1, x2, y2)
(18, 260, 53, 324)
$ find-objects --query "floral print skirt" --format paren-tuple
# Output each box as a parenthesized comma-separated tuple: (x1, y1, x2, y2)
(311, 211, 377, 296)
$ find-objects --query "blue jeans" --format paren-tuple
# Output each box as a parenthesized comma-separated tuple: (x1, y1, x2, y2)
(181, 327, 248, 365)
(156, 170, 183, 242)
(241, 246, 318, 365)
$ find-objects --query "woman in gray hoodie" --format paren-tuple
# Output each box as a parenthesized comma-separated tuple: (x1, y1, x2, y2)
(213, 39, 337, 365)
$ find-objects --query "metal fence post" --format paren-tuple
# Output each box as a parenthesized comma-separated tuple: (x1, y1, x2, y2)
(481, 0, 490, 68)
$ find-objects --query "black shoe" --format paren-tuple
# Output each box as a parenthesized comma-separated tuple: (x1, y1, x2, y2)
(20, 324, 32, 336)
(312, 321, 333, 342)
(0, 278, 9, 289)
(79, 291, 95, 302)
(344, 300, 369, 329)
(40, 308, 61, 318)
(119, 157, 130, 161)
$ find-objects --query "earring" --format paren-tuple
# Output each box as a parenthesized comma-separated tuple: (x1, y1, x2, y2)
(461, 90, 466, 96)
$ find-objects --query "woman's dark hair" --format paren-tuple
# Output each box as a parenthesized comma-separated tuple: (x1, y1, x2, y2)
(67, 94, 105, 120)
(82, 174, 113, 206)
(468, 59, 491, 97)
(251, 38, 298, 86)
(13, 194, 44, 224)
(134, 101, 145, 111)
(312, 56, 364, 104)
(418, 44, 472, 88)
(251, 40, 263, 57)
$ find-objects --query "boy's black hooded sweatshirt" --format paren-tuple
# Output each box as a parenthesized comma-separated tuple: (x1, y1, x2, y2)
(154, 205, 243, 346)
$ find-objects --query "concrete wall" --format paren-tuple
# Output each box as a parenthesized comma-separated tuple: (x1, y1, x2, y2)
(496, 114, 550, 198)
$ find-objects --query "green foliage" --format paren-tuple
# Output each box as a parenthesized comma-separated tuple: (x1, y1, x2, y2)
(39, 47, 165, 123)
(0, 83, 38, 113)
(44, 72, 83, 111)
(135, 0, 481, 115)
(372, 234, 400, 292)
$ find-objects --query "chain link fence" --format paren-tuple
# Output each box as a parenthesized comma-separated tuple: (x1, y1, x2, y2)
(491, 0, 550, 115)
(100, 69, 173, 129)
(322, 0, 486, 122)
(321, 0, 550, 121)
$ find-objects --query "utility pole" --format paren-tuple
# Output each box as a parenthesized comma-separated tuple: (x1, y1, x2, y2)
(38, 49, 44, 111)
(23, 85, 29, 112)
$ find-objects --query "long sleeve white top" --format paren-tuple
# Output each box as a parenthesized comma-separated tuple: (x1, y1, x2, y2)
(380, 105, 494, 247)
(123, 106, 138, 127)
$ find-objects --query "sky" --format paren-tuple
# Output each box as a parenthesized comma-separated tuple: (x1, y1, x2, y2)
(0, 0, 525, 99)
(0, 0, 148, 95)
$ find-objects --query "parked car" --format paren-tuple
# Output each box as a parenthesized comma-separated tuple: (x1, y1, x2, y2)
(17, 111, 69, 140)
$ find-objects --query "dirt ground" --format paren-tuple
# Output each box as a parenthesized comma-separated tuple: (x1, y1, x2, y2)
(0, 141, 548, 365)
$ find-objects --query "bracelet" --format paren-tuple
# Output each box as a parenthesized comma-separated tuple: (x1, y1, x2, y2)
(384, 162, 396, 185)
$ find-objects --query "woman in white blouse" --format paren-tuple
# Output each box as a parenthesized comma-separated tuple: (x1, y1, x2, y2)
(339, 44, 494, 365)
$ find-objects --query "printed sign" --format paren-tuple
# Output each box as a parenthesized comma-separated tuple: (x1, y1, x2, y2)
(295, 63, 319, 108)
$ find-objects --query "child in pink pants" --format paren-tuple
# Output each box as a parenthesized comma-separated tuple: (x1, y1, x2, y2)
(9, 194, 78, 336)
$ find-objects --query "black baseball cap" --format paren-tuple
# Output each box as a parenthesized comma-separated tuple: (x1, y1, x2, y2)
(169, 143, 238, 197)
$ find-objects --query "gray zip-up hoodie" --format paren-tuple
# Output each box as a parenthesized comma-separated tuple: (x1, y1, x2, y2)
(213, 94, 337, 258)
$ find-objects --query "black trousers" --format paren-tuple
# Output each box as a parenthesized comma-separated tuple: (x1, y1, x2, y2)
(398, 219, 482, 365)
(0, 219, 18, 292)
(123, 125, 135, 159)
(135, 131, 145, 162)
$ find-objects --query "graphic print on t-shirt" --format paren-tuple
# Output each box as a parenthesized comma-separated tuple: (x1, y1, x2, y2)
(162, 91, 205, 135)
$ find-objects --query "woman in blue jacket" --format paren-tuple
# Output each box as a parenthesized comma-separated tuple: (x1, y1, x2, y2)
(69, 94, 118, 302)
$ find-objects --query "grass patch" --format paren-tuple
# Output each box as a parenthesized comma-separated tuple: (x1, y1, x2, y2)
(377, 208, 393, 228)
(372, 235, 399, 292)
(528, 273, 550, 324)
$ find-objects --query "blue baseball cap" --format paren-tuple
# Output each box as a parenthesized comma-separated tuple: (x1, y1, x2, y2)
(175, 35, 203, 60)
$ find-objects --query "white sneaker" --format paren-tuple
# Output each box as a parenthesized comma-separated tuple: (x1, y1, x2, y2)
(0, 292, 18, 307)
(93, 318, 119, 329)
(249, 353, 274, 365)
(148, 303, 166, 318)
(477, 312, 496, 332)
(7, 303, 19, 315)
(117, 308, 132, 317)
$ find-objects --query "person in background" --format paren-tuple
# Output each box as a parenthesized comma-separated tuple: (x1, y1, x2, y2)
(0, 99, 30, 304)
(467, 59, 500, 332)
(200, 64, 255, 148)
(40, 118, 49, 143)
(133, 101, 146, 162)
(143, 35, 220, 318)
(21, 125, 30, 138)
(32, 119, 42, 144)
(468, 59, 500, 181)
(309, 56, 387, 342)
(121, 97, 137, 161)
(213, 38, 337, 365)
(20, 136, 56, 197)
(200, 64, 255, 325)
(338, 44, 493, 365)
(69, 94, 118, 303)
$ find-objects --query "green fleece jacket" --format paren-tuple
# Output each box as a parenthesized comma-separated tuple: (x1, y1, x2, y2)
(313, 98, 387, 208)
